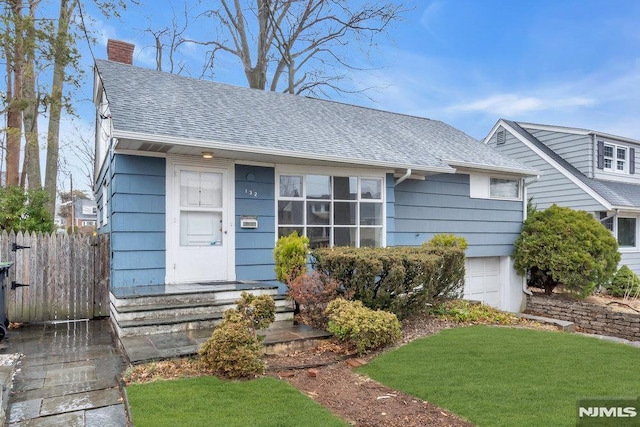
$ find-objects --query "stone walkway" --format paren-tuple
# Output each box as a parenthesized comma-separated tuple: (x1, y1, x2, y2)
(0, 319, 128, 427)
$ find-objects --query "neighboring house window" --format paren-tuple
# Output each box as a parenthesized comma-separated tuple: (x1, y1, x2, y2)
(600, 212, 614, 232)
(81, 220, 96, 226)
(277, 174, 384, 248)
(600, 212, 637, 249)
(489, 178, 520, 199)
(597, 140, 635, 174)
(617, 217, 637, 248)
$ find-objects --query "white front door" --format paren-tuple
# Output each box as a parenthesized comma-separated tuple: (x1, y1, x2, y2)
(167, 160, 234, 283)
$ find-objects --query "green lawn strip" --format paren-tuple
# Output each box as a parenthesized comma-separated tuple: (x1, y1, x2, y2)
(127, 376, 348, 427)
(357, 326, 640, 427)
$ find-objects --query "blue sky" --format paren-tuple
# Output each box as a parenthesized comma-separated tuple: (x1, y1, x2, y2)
(62, 0, 640, 189)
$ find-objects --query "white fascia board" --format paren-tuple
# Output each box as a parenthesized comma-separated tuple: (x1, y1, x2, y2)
(591, 132, 640, 146)
(500, 121, 612, 211)
(112, 130, 457, 175)
(445, 160, 539, 177)
(93, 67, 104, 108)
(516, 122, 591, 136)
(521, 122, 640, 146)
(612, 206, 640, 213)
(482, 120, 504, 144)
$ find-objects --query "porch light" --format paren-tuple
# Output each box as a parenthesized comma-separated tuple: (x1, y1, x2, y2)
(202, 151, 213, 159)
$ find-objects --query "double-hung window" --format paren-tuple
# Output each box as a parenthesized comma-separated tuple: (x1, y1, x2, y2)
(599, 140, 635, 174)
(277, 174, 384, 248)
(603, 143, 628, 172)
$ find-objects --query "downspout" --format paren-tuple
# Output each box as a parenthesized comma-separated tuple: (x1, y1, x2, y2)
(395, 168, 411, 185)
(521, 175, 540, 296)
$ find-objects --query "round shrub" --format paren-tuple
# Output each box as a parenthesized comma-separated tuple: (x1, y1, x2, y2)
(325, 298, 401, 355)
(198, 293, 276, 379)
(198, 310, 265, 379)
(606, 265, 640, 297)
(513, 204, 620, 298)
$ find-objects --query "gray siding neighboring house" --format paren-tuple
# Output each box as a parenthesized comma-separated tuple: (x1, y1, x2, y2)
(485, 119, 640, 275)
(94, 40, 539, 314)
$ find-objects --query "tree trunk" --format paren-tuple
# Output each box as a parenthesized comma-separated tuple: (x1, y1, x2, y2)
(6, 0, 25, 187)
(22, 0, 41, 190)
(44, 0, 76, 215)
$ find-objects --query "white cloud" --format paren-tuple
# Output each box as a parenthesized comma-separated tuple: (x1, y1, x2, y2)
(448, 94, 594, 116)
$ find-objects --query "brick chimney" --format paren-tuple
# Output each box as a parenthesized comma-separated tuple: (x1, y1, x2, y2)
(107, 39, 134, 65)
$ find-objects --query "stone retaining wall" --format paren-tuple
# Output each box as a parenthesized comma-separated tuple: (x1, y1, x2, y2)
(525, 294, 640, 342)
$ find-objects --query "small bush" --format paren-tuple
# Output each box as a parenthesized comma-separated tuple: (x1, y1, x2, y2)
(325, 298, 401, 355)
(198, 293, 275, 379)
(235, 292, 276, 332)
(424, 233, 468, 250)
(606, 265, 640, 298)
(513, 204, 619, 298)
(431, 299, 517, 325)
(288, 271, 351, 329)
(274, 231, 310, 283)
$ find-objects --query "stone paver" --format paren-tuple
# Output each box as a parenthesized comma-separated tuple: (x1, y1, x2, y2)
(0, 319, 128, 426)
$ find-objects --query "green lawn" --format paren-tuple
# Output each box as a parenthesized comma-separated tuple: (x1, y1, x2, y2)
(127, 376, 347, 427)
(357, 326, 640, 427)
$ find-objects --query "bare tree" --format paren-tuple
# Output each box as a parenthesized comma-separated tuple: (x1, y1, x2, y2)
(174, 0, 404, 97)
(143, 3, 191, 74)
(43, 0, 78, 215)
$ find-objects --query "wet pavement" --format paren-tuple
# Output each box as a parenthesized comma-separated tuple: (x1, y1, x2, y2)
(0, 319, 128, 427)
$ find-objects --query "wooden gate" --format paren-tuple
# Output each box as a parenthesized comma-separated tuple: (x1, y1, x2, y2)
(0, 231, 110, 323)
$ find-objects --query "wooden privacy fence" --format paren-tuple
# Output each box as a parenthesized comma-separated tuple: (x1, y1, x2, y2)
(0, 231, 110, 323)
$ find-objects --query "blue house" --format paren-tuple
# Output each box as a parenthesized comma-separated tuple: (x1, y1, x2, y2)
(485, 119, 640, 277)
(94, 40, 537, 336)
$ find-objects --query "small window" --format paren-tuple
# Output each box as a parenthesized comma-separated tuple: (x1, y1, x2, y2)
(600, 212, 614, 232)
(490, 178, 520, 199)
(496, 130, 506, 145)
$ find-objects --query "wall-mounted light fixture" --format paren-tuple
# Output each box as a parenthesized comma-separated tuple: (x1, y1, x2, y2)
(202, 151, 213, 159)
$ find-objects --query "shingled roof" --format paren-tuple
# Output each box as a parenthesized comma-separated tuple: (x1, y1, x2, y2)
(95, 59, 535, 175)
(504, 120, 640, 209)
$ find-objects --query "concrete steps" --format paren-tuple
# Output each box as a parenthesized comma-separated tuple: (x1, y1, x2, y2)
(110, 284, 294, 337)
(117, 320, 333, 364)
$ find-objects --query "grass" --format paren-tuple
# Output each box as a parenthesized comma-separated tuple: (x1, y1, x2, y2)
(358, 325, 640, 427)
(127, 376, 347, 427)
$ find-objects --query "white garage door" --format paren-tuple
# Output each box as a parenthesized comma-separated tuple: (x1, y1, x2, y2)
(464, 257, 501, 308)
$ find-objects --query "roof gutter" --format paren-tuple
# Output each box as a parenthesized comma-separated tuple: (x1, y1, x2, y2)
(113, 130, 457, 175)
(444, 160, 539, 177)
(521, 175, 540, 297)
(395, 169, 412, 185)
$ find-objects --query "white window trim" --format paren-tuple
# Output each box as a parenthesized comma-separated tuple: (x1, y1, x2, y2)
(615, 214, 639, 252)
(275, 165, 386, 248)
(603, 142, 629, 174)
(469, 173, 523, 201)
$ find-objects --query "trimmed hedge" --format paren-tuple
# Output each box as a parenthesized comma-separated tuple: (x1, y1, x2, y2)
(311, 245, 465, 318)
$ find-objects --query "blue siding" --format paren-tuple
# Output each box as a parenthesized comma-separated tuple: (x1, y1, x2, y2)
(110, 154, 166, 289)
(235, 165, 277, 281)
(391, 173, 523, 257)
